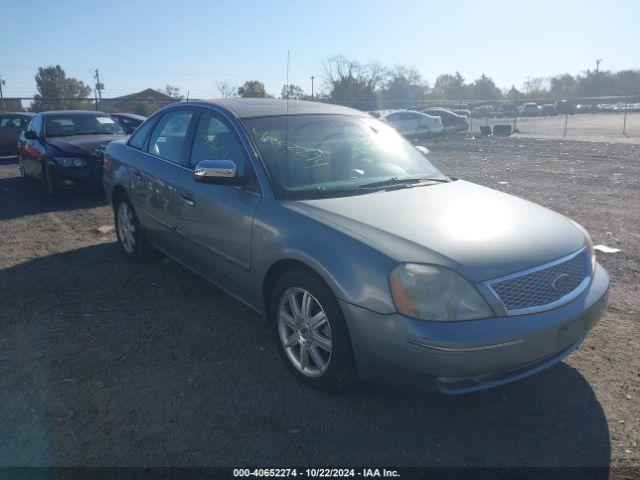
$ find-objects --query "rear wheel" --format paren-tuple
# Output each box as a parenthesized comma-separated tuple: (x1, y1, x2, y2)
(114, 192, 153, 262)
(270, 269, 355, 391)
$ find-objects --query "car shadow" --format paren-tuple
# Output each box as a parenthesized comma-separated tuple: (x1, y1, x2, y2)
(0, 243, 610, 471)
(0, 165, 107, 221)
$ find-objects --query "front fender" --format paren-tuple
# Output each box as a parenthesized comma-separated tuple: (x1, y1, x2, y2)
(253, 199, 398, 315)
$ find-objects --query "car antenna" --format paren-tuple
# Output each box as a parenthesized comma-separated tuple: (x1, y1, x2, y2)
(285, 50, 290, 183)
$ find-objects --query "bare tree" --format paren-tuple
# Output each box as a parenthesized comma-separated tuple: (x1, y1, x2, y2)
(216, 80, 238, 99)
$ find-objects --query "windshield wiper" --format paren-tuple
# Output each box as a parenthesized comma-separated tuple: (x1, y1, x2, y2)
(358, 176, 448, 189)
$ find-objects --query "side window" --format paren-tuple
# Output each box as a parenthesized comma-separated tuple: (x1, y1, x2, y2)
(147, 110, 194, 164)
(128, 117, 156, 150)
(27, 116, 42, 137)
(190, 112, 259, 192)
(387, 113, 402, 122)
(405, 112, 419, 120)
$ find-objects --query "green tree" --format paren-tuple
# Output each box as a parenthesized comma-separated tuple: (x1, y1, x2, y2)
(432, 72, 467, 100)
(468, 74, 503, 100)
(549, 74, 577, 99)
(238, 80, 269, 98)
(612, 70, 640, 96)
(30, 65, 91, 112)
(380, 65, 429, 108)
(281, 84, 305, 99)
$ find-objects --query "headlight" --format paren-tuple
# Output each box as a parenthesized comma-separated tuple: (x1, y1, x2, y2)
(53, 157, 87, 168)
(389, 264, 494, 321)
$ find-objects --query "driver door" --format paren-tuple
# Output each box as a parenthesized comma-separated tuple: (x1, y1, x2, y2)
(174, 110, 261, 292)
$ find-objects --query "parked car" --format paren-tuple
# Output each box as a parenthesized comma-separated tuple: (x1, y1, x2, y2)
(377, 109, 444, 137)
(0, 112, 34, 157)
(540, 104, 557, 116)
(421, 107, 470, 133)
(103, 99, 609, 394)
(496, 104, 517, 118)
(576, 104, 597, 113)
(110, 112, 147, 133)
(555, 100, 576, 115)
(470, 105, 496, 118)
(18, 110, 128, 196)
(519, 102, 539, 116)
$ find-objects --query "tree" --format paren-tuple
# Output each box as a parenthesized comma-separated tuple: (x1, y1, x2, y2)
(432, 72, 466, 100)
(468, 74, 503, 100)
(281, 84, 305, 99)
(216, 80, 238, 99)
(159, 85, 184, 99)
(237, 80, 269, 98)
(550, 74, 577, 99)
(30, 65, 91, 112)
(380, 65, 429, 108)
(323, 55, 385, 109)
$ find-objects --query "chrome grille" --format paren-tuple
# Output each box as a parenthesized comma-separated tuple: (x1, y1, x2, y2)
(488, 249, 589, 314)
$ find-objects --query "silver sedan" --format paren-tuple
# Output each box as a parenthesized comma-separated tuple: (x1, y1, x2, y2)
(103, 99, 609, 394)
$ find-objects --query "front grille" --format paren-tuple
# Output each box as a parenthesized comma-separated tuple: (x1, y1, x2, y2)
(488, 249, 589, 314)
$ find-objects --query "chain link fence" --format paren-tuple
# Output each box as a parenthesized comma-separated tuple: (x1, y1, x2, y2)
(2, 95, 639, 142)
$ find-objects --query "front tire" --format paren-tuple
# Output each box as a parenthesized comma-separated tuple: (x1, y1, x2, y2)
(114, 192, 153, 262)
(270, 269, 355, 391)
(43, 161, 60, 197)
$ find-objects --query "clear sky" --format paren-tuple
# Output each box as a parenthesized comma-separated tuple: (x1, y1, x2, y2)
(0, 0, 638, 99)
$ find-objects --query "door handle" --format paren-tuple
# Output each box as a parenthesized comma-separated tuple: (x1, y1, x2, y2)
(179, 193, 195, 207)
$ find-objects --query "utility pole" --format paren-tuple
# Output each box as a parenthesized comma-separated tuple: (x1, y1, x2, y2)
(0, 75, 5, 112)
(94, 69, 104, 110)
(595, 59, 602, 75)
(310, 75, 315, 98)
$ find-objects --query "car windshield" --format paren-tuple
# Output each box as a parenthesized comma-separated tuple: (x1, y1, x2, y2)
(45, 115, 126, 137)
(245, 114, 446, 198)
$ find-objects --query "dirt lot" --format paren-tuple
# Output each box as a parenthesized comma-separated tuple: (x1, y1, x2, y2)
(471, 112, 640, 144)
(1, 137, 639, 469)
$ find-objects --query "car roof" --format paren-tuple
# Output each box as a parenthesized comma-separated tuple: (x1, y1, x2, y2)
(111, 113, 147, 120)
(38, 110, 107, 117)
(185, 98, 364, 118)
(0, 112, 35, 117)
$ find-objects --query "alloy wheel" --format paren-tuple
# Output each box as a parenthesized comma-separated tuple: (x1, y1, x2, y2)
(277, 287, 333, 377)
(117, 202, 136, 254)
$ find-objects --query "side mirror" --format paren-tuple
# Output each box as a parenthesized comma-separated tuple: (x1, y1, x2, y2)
(25, 131, 38, 140)
(194, 159, 237, 183)
(415, 145, 429, 157)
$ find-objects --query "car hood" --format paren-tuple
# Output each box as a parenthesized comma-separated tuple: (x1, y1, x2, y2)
(46, 134, 128, 156)
(288, 180, 585, 282)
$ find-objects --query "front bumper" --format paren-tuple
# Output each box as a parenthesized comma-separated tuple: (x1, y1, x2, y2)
(341, 263, 609, 394)
(49, 162, 103, 192)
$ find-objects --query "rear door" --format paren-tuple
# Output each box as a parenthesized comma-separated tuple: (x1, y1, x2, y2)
(385, 112, 416, 136)
(173, 109, 261, 292)
(133, 108, 196, 251)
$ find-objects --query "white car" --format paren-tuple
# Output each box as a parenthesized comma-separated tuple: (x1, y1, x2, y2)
(374, 110, 444, 137)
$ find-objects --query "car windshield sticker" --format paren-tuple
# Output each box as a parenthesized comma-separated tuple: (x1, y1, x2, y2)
(96, 117, 116, 124)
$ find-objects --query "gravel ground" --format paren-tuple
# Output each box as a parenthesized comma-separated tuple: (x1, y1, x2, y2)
(470, 112, 640, 144)
(0, 136, 638, 469)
